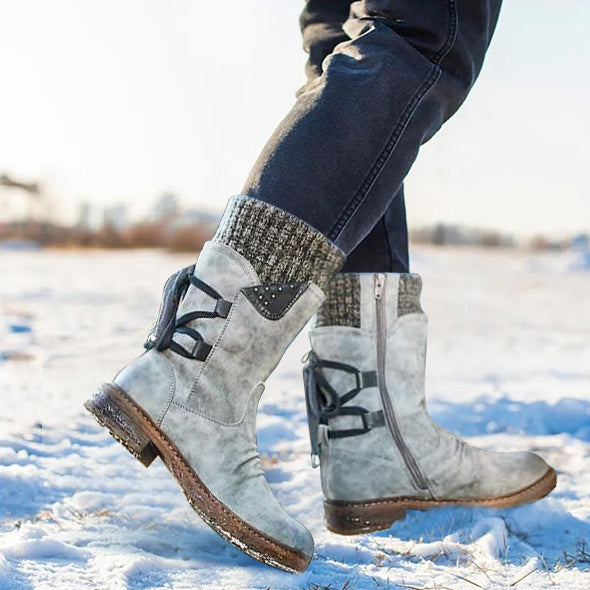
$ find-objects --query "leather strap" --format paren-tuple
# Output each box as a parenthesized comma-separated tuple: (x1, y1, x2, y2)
(144, 267, 232, 362)
(305, 352, 385, 449)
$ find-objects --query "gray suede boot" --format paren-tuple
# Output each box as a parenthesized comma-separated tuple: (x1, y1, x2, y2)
(85, 195, 344, 572)
(304, 273, 557, 535)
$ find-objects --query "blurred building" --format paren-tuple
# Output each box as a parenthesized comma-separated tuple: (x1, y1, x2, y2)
(173, 208, 221, 231)
(149, 192, 180, 224)
(102, 204, 129, 230)
(412, 223, 516, 248)
(77, 202, 92, 229)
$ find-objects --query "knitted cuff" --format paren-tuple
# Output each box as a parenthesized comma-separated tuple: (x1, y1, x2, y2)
(212, 195, 344, 289)
(398, 274, 423, 316)
(315, 273, 423, 328)
(316, 274, 361, 328)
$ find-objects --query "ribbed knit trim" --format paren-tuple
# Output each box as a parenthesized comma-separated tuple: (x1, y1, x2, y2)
(212, 195, 344, 289)
(316, 273, 423, 327)
(316, 274, 361, 328)
(398, 274, 423, 316)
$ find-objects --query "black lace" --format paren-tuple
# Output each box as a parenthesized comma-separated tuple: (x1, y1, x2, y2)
(145, 264, 232, 361)
(304, 351, 383, 457)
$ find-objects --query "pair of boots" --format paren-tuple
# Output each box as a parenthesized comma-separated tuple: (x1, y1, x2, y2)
(85, 196, 556, 573)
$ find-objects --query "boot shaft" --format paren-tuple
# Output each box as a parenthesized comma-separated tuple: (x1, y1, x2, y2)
(305, 272, 430, 500)
(98, 195, 346, 572)
(119, 195, 345, 426)
(306, 273, 554, 510)
(309, 273, 429, 433)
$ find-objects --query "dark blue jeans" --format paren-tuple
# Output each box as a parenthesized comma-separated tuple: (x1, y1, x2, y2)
(242, 0, 502, 273)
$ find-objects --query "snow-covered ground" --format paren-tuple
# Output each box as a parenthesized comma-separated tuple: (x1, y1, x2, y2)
(0, 246, 589, 590)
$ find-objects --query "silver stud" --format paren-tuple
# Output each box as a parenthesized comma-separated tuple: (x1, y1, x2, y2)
(259, 295, 263, 300)
(254, 287, 258, 292)
(271, 294, 276, 299)
(278, 287, 282, 292)
(264, 301, 269, 306)
(265, 287, 269, 291)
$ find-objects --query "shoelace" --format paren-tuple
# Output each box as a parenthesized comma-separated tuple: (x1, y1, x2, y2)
(145, 264, 232, 361)
(304, 351, 385, 463)
(305, 351, 380, 433)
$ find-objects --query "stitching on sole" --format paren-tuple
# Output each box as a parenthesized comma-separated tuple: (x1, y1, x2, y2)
(92, 383, 308, 572)
(326, 469, 557, 509)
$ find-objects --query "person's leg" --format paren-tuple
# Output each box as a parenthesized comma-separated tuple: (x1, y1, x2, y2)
(341, 188, 409, 273)
(244, 0, 502, 257)
(294, 2, 556, 534)
(306, 274, 556, 534)
(87, 206, 344, 575)
(85, 1, 509, 571)
(300, 0, 351, 86)
(300, 0, 410, 273)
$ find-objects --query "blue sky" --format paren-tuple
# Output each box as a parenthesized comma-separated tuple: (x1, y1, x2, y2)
(0, 0, 588, 235)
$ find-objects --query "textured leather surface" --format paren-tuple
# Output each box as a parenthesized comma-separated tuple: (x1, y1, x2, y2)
(161, 383, 313, 553)
(114, 349, 175, 427)
(113, 240, 324, 559)
(242, 282, 308, 320)
(310, 326, 420, 501)
(309, 272, 552, 503)
(187, 285, 323, 423)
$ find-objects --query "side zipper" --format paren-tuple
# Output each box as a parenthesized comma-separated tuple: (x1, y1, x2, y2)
(374, 273, 429, 492)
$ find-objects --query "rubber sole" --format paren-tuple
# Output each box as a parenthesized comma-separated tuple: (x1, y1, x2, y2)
(324, 467, 557, 535)
(84, 383, 310, 573)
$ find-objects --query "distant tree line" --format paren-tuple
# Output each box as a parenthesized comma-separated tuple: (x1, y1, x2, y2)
(0, 219, 216, 252)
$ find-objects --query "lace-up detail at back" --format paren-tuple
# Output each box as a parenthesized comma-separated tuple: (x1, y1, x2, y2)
(145, 265, 232, 361)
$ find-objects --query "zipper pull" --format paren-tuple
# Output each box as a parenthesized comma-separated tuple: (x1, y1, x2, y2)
(374, 273, 385, 300)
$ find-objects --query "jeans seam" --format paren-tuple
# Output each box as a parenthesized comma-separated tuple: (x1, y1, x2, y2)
(328, 0, 459, 243)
